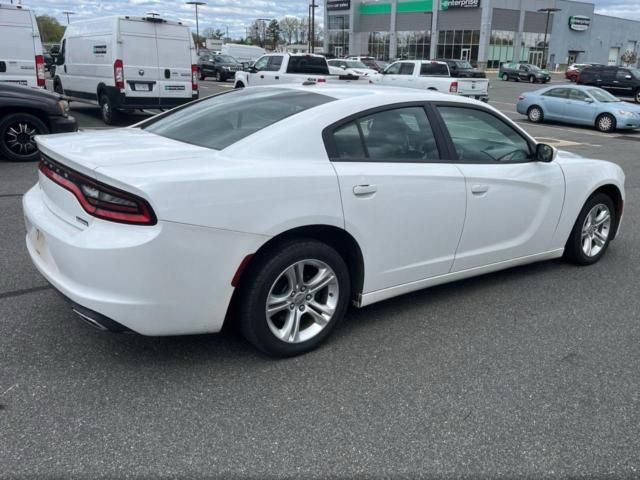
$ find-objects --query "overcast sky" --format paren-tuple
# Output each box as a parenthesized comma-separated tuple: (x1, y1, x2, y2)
(25, 0, 640, 38)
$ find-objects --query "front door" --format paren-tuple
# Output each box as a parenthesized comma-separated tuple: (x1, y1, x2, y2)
(334, 46, 343, 58)
(328, 105, 467, 293)
(434, 105, 565, 271)
(566, 88, 599, 125)
(461, 48, 470, 61)
(248, 55, 270, 86)
(377, 61, 402, 86)
(528, 51, 543, 67)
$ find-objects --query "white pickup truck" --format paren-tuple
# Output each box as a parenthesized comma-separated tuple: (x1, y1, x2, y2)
(374, 60, 489, 102)
(234, 53, 333, 88)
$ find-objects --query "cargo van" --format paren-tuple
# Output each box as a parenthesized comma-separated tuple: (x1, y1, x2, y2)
(0, 3, 45, 88)
(220, 44, 265, 63)
(54, 14, 198, 124)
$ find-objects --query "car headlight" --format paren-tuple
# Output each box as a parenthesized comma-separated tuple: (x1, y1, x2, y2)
(57, 100, 69, 117)
(617, 110, 635, 117)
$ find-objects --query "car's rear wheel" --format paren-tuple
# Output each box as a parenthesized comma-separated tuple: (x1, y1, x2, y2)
(237, 240, 351, 357)
(234, 81, 245, 89)
(53, 78, 64, 95)
(634, 89, 640, 103)
(527, 105, 544, 123)
(99, 93, 120, 126)
(596, 113, 616, 133)
(565, 193, 615, 265)
(199, 71, 205, 81)
(0, 113, 49, 162)
(502, 73, 508, 81)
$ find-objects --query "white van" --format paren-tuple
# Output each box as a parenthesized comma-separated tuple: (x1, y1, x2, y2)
(0, 3, 45, 88)
(220, 44, 265, 64)
(54, 14, 198, 124)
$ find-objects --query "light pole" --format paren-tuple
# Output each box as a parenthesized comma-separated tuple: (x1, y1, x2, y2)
(309, 1, 318, 53)
(538, 7, 561, 68)
(186, 1, 206, 53)
(62, 11, 75, 25)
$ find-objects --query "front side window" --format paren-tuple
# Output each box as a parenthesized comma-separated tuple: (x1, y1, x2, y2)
(438, 107, 531, 163)
(267, 56, 284, 72)
(330, 107, 439, 162)
(142, 89, 334, 150)
(253, 56, 269, 71)
(384, 62, 401, 75)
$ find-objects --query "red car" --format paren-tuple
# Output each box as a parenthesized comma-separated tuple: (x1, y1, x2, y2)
(565, 63, 601, 82)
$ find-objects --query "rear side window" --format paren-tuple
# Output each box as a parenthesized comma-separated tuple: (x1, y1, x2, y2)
(286, 56, 329, 75)
(543, 88, 569, 98)
(142, 89, 334, 150)
(329, 107, 440, 162)
(420, 63, 449, 76)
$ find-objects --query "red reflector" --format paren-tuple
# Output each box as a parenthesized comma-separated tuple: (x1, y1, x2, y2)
(231, 254, 254, 287)
(39, 157, 156, 225)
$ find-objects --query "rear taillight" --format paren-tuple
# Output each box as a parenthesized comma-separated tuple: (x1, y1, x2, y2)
(518, 95, 525, 100)
(114, 59, 124, 89)
(35, 55, 45, 87)
(39, 156, 156, 225)
(449, 81, 458, 93)
(191, 64, 198, 91)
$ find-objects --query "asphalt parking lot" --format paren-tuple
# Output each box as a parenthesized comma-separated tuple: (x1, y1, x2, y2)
(1, 76, 640, 478)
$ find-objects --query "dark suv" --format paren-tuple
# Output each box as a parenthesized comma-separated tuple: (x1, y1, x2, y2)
(198, 54, 242, 82)
(436, 59, 486, 78)
(577, 65, 640, 103)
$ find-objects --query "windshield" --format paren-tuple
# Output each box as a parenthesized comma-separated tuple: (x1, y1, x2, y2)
(346, 61, 367, 69)
(142, 89, 334, 150)
(215, 55, 237, 63)
(455, 61, 473, 69)
(588, 88, 619, 103)
(529, 65, 543, 72)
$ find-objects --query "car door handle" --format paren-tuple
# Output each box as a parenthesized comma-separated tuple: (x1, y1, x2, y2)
(471, 184, 489, 195)
(275, 76, 279, 80)
(260, 74, 264, 79)
(353, 184, 377, 196)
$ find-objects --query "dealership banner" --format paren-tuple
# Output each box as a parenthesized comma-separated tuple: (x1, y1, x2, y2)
(327, 0, 350, 10)
(440, 0, 480, 9)
(568, 15, 591, 31)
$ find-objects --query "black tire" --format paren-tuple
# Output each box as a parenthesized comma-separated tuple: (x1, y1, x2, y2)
(634, 89, 640, 103)
(527, 105, 544, 123)
(529, 75, 536, 83)
(237, 239, 351, 357)
(564, 193, 616, 265)
(0, 113, 49, 162)
(99, 93, 120, 126)
(216, 70, 223, 82)
(595, 113, 616, 133)
(234, 81, 245, 89)
(199, 71, 205, 81)
(53, 78, 64, 95)
(502, 73, 509, 81)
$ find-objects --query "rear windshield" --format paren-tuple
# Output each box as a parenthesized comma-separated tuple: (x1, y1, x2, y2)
(286, 56, 329, 75)
(141, 89, 334, 150)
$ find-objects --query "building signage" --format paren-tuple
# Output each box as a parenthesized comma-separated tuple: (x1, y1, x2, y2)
(569, 15, 591, 31)
(327, 0, 350, 10)
(440, 0, 480, 10)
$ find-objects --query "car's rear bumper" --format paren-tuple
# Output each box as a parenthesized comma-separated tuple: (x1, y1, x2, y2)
(460, 94, 490, 102)
(115, 94, 199, 110)
(23, 184, 266, 336)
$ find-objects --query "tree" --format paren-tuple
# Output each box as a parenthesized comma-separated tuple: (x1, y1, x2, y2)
(203, 27, 226, 40)
(298, 17, 308, 45)
(279, 16, 299, 45)
(36, 15, 65, 43)
(266, 19, 280, 50)
(191, 32, 205, 50)
(247, 19, 267, 47)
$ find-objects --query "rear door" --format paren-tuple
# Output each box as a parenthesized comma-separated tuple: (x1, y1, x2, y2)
(0, 9, 38, 87)
(154, 22, 194, 100)
(539, 87, 570, 121)
(120, 19, 161, 105)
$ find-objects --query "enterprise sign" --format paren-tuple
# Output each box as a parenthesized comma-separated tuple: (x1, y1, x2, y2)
(569, 15, 591, 31)
(327, 0, 350, 10)
(440, 0, 480, 9)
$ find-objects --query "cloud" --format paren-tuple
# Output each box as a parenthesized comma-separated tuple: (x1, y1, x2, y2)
(29, 0, 325, 38)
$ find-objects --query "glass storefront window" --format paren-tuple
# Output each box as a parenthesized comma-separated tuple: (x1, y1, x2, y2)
(521, 32, 547, 67)
(368, 32, 390, 60)
(487, 30, 515, 69)
(327, 15, 350, 57)
(396, 31, 431, 60)
(436, 29, 480, 62)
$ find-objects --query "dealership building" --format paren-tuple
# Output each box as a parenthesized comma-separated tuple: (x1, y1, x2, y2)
(323, 0, 640, 69)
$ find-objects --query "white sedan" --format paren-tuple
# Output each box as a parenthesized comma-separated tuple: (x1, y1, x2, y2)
(328, 59, 379, 77)
(24, 85, 625, 357)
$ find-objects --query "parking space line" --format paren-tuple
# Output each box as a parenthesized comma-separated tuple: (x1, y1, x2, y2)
(0, 285, 51, 301)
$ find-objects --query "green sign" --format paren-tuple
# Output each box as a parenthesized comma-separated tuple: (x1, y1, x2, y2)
(397, 1, 433, 13)
(359, 2, 391, 14)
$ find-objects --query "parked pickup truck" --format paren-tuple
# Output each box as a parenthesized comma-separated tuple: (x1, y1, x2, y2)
(234, 53, 332, 88)
(373, 60, 489, 102)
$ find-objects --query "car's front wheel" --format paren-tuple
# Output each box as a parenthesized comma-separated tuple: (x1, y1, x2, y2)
(565, 193, 615, 265)
(0, 113, 49, 162)
(502, 73, 509, 81)
(596, 113, 616, 133)
(237, 240, 351, 357)
(634, 89, 640, 103)
(527, 105, 544, 123)
(529, 75, 536, 83)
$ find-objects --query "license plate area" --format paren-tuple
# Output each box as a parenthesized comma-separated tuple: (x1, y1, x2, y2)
(128, 81, 154, 92)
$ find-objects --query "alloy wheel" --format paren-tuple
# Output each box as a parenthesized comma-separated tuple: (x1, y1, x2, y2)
(580, 203, 611, 257)
(4, 121, 38, 158)
(598, 115, 614, 132)
(265, 259, 339, 344)
(528, 107, 542, 122)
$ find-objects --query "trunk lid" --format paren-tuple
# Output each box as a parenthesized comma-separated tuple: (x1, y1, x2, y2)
(455, 78, 489, 96)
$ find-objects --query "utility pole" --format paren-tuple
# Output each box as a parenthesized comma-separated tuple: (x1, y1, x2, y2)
(309, 1, 318, 53)
(62, 11, 75, 25)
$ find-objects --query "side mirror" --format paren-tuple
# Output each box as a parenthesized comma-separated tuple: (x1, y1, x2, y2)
(625, 75, 632, 80)
(535, 143, 555, 163)
(248, 66, 258, 73)
(584, 97, 594, 103)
